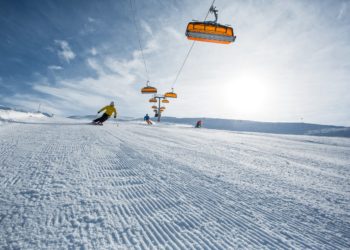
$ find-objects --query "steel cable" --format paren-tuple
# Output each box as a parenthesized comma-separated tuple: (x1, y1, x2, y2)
(171, 0, 216, 88)
(130, 0, 150, 82)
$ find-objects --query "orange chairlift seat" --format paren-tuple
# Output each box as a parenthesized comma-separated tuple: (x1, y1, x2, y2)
(162, 99, 170, 103)
(141, 81, 157, 94)
(164, 88, 177, 98)
(186, 5, 236, 44)
(149, 97, 157, 103)
(151, 105, 157, 109)
(160, 106, 166, 110)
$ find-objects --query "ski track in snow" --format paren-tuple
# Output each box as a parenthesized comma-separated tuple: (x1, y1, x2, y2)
(0, 122, 349, 249)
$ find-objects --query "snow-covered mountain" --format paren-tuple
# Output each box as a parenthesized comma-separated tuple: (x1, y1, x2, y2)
(0, 105, 53, 117)
(159, 117, 350, 137)
(0, 106, 47, 122)
(0, 106, 71, 125)
(2, 106, 350, 137)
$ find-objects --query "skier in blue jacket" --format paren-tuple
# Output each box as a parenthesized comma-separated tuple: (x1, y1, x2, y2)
(144, 114, 152, 125)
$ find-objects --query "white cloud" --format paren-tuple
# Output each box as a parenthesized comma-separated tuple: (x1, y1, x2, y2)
(55, 40, 76, 63)
(140, 20, 153, 35)
(86, 58, 104, 75)
(90, 47, 97, 56)
(104, 56, 142, 79)
(163, 27, 183, 41)
(30, 65, 141, 115)
(337, 2, 347, 19)
(48, 65, 63, 70)
(13, 48, 149, 116)
(88, 17, 96, 23)
(3, 93, 64, 115)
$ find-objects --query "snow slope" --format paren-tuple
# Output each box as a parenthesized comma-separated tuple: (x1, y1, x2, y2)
(159, 117, 350, 138)
(0, 121, 349, 249)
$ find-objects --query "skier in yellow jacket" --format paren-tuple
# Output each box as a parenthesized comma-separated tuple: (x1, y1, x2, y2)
(92, 102, 117, 125)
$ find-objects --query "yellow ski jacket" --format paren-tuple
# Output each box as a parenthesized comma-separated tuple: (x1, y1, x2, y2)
(99, 105, 117, 117)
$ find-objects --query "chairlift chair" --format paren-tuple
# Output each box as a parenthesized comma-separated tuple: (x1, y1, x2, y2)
(162, 99, 170, 103)
(141, 81, 157, 94)
(149, 98, 157, 103)
(164, 88, 177, 98)
(185, 5, 236, 44)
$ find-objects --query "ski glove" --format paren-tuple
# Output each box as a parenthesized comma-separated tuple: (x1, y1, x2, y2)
(98, 111, 100, 114)
(114, 116, 116, 118)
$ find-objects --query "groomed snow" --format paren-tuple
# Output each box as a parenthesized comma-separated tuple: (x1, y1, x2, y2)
(0, 120, 349, 249)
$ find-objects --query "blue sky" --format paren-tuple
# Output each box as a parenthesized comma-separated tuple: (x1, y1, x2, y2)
(0, 0, 349, 125)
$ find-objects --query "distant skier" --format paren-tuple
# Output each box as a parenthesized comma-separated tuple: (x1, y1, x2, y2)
(195, 120, 202, 128)
(144, 114, 153, 125)
(92, 102, 117, 125)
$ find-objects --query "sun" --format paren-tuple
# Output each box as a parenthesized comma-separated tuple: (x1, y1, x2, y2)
(222, 75, 270, 117)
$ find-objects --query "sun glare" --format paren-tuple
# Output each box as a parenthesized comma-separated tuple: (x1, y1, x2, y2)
(223, 75, 270, 117)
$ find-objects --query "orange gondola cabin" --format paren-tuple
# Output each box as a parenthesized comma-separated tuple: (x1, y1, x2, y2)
(164, 89, 177, 98)
(162, 99, 170, 103)
(186, 22, 235, 44)
(186, 5, 236, 44)
(141, 81, 157, 94)
(141, 86, 157, 94)
(149, 98, 157, 103)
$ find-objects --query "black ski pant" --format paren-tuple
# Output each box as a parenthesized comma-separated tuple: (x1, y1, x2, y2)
(93, 113, 110, 123)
